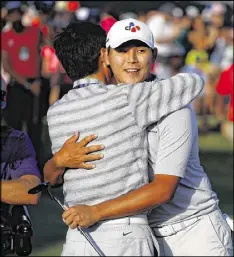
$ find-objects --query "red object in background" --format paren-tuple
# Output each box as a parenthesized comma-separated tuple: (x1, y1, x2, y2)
(216, 64, 234, 122)
(100, 16, 117, 34)
(41, 25, 49, 38)
(41, 46, 55, 58)
(32, 17, 40, 26)
(2, 26, 41, 78)
(41, 46, 60, 73)
(67, 1, 80, 12)
(32, 19, 49, 39)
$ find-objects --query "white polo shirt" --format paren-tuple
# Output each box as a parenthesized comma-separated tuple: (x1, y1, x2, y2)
(147, 105, 219, 226)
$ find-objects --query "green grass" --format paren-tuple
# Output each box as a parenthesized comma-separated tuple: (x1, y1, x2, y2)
(198, 132, 233, 217)
(13, 130, 234, 256)
(199, 132, 233, 152)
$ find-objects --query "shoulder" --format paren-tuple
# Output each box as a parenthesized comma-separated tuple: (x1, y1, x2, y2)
(9, 130, 33, 148)
(158, 105, 194, 131)
(166, 105, 193, 119)
(8, 129, 27, 140)
(2, 27, 11, 35)
(5, 130, 35, 160)
(1, 29, 12, 42)
(47, 100, 60, 118)
(47, 89, 77, 118)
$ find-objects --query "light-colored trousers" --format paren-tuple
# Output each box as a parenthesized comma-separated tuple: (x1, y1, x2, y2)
(61, 215, 159, 256)
(152, 208, 233, 256)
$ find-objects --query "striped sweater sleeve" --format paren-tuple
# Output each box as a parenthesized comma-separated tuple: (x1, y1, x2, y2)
(127, 73, 204, 129)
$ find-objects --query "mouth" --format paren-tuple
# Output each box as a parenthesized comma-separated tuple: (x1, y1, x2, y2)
(124, 68, 140, 73)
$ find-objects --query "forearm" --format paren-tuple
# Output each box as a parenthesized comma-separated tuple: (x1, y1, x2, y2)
(1, 175, 41, 205)
(93, 179, 174, 221)
(49, 70, 61, 105)
(43, 155, 65, 185)
(49, 86, 60, 106)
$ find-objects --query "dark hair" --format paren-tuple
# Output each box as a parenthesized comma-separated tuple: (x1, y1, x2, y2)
(53, 21, 106, 82)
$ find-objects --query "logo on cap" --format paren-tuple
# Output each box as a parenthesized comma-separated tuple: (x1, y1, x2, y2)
(125, 22, 141, 33)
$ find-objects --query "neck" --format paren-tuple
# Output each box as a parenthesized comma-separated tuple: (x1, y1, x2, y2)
(85, 72, 107, 84)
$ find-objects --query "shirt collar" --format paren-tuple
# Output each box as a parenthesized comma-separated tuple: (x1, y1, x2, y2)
(73, 78, 101, 89)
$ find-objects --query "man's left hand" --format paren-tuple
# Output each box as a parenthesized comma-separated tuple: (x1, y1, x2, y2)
(62, 204, 100, 229)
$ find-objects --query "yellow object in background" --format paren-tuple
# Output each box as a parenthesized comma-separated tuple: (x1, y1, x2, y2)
(185, 49, 210, 72)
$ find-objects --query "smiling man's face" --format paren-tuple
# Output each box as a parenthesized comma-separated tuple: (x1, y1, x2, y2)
(105, 40, 157, 84)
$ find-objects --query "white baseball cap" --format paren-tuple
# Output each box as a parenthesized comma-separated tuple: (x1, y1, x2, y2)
(106, 18, 154, 49)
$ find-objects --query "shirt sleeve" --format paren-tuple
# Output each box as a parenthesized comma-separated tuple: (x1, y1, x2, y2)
(127, 73, 204, 130)
(148, 106, 194, 178)
(9, 133, 41, 180)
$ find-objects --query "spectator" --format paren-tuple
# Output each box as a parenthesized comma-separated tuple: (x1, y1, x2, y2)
(1, 5, 11, 84)
(1, 76, 41, 256)
(203, 3, 226, 58)
(1, 1, 43, 161)
(203, 64, 221, 116)
(220, 24, 233, 70)
(1, 76, 41, 204)
(184, 15, 212, 132)
(33, 1, 55, 46)
(210, 17, 233, 69)
(147, 3, 185, 79)
(216, 63, 233, 122)
(147, 3, 184, 57)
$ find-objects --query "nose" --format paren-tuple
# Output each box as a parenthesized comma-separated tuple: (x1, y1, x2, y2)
(126, 49, 138, 64)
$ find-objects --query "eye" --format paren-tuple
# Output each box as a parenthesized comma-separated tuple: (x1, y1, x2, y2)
(137, 49, 146, 53)
(119, 49, 128, 53)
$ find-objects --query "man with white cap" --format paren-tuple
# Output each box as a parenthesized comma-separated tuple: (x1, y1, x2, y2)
(44, 20, 204, 256)
(57, 19, 232, 256)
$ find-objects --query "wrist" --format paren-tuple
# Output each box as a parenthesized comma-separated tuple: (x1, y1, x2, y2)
(53, 152, 65, 170)
(91, 204, 102, 222)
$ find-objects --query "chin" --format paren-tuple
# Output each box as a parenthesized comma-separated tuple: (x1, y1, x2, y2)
(124, 78, 143, 84)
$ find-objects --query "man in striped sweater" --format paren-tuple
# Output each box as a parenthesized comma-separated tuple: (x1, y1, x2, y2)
(45, 21, 204, 256)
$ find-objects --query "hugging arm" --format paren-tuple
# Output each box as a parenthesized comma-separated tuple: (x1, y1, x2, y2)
(128, 72, 204, 129)
(43, 132, 105, 185)
(62, 107, 194, 228)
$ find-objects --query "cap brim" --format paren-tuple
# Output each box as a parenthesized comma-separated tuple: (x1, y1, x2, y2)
(108, 36, 154, 49)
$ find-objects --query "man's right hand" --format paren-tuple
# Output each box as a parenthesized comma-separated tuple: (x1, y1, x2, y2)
(53, 132, 105, 169)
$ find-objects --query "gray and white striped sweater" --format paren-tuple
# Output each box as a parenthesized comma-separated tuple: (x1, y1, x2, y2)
(47, 73, 204, 207)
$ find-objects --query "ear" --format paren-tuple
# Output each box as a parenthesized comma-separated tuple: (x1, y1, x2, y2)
(102, 47, 111, 67)
(100, 48, 105, 62)
(152, 47, 158, 61)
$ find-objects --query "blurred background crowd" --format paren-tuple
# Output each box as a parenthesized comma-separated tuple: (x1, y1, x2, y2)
(1, 1, 233, 255)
